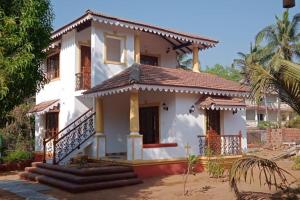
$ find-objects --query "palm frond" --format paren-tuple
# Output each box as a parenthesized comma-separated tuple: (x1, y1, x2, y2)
(229, 156, 293, 198)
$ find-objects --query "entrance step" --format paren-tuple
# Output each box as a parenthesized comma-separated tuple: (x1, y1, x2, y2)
(19, 162, 142, 193)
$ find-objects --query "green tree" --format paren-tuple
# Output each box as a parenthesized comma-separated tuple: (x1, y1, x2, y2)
(204, 64, 243, 82)
(0, 0, 53, 125)
(236, 11, 300, 114)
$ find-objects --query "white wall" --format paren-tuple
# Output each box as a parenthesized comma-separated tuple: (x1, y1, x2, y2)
(140, 32, 178, 67)
(223, 110, 247, 151)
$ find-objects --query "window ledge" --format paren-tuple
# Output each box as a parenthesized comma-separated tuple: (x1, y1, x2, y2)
(143, 143, 178, 148)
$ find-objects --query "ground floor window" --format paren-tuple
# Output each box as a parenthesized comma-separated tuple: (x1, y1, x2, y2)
(45, 112, 59, 138)
(139, 106, 159, 144)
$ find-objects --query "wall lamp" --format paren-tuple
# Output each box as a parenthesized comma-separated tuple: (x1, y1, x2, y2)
(189, 105, 195, 114)
(162, 103, 168, 111)
(232, 110, 238, 115)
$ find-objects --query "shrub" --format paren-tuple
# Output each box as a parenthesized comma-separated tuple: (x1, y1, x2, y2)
(285, 115, 300, 128)
(258, 121, 278, 129)
(292, 156, 300, 170)
(207, 159, 225, 178)
(3, 150, 32, 163)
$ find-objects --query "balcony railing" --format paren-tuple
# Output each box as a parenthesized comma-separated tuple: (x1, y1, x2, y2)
(75, 72, 91, 91)
(198, 130, 242, 156)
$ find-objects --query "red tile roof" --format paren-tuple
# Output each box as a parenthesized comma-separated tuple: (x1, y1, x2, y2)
(29, 99, 59, 113)
(196, 95, 246, 109)
(84, 64, 249, 95)
(51, 10, 218, 48)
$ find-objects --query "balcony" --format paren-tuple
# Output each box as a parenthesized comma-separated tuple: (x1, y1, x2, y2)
(75, 72, 91, 91)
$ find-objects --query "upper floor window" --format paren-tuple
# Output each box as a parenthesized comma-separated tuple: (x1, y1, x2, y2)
(104, 34, 126, 64)
(141, 54, 159, 66)
(47, 53, 60, 80)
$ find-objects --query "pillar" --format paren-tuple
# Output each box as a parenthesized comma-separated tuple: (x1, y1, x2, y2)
(192, 46, 200, 72)
(127, 91, 143, 160)
(95, 98, 106, 159)
(134, 33, 141, 64)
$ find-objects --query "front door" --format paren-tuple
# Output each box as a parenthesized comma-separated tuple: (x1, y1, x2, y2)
(45, 112, 59, 138)
(206, 110, 221, 154)
(206, 110, 221, 134)
(80, 46, 91, 89)
(139, 106, 159, 144)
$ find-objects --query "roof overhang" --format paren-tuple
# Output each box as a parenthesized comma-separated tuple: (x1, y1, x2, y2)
(83, 84, 249, 98)
(49, 10, 218, 51)
(28, 99, 60, 115)
(196, 95, 246, 111)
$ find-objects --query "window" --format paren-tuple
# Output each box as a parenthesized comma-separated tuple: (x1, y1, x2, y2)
(141, 55, 159, 66)
(47, 53, 59, 80)
(105, 34, 126, 64)
(258, 113, 265, 121)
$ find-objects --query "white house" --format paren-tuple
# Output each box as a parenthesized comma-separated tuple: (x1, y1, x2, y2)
(29, 10, 249, 168)
(246, 93, 295, 128)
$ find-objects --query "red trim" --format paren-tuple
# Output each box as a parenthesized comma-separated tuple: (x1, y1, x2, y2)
(143, 143, 178, 148)
(133, 162, 204, 179)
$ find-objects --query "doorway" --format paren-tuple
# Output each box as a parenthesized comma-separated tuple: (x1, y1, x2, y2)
(139, 106, 159, 144)
(80, 45, 91, 89)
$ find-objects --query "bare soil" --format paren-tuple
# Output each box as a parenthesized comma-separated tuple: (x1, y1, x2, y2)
(0, 149, 300, 200)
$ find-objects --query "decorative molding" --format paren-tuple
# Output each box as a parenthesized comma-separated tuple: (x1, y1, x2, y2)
(83, 84, 249, 98)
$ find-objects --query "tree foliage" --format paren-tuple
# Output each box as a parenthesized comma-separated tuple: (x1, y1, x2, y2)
(234, 10, 300, 114)
(204, 64, 243, 82)
(0, 0, 53, 125)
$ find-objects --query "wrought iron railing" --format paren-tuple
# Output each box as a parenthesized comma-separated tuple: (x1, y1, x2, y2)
(43, 108, 95, 164)
(198, 131, 242, 156)
(75, 72, 91, 91)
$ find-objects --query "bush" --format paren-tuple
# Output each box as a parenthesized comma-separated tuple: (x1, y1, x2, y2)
(292, 156, 300, 170)
(285, 115, 300, 128)
(207, 159, 225, 178)
(3, 150, 32, 163)
(258, 121, 278, 129)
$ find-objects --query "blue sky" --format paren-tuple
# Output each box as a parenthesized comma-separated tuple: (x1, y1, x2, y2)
(51, 0, 300, 68)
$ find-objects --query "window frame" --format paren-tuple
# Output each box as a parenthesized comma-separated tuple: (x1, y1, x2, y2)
(104, 33, 127, 65)
(46, 52, 60, 81)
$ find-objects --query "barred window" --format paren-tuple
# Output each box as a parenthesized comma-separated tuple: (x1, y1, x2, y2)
(47, 53, 60, 80)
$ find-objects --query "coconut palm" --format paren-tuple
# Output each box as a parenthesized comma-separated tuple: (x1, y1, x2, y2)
(235, 10, 300, 114)
(229, 156, 293, 199)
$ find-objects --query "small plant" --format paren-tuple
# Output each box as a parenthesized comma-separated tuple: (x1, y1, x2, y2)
(292, 156, 300, 170)
(183, 154, 198, 196)
(3, 150, 32, 163)
(207, 158, 225, 178)
(257, 121, 278, 129)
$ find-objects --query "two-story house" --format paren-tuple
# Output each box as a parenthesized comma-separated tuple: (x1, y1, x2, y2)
(29, 10, 249, 173)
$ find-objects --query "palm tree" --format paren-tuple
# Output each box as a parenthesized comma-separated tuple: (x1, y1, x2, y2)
(235, 11, 300, 114)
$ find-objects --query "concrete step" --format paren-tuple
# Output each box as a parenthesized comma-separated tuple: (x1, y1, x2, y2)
(25, 166, 137, 184)
(20, 172, 142, 193)
(32, 162, 133, 176)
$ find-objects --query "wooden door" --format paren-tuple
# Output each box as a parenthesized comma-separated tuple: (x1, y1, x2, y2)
(139, 106, 159, 144)
(45, 112, 59, 138)
(206, 110, 221, 154)
(80, 46, 91, 89)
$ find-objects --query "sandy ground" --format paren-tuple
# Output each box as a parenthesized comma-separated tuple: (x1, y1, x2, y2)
(0, 149, 300, 200)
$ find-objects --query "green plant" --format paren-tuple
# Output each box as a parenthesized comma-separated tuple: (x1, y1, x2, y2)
(207, 158, 225, 178)
(229, 156, 292, 199)
(258, 121, 279, 129)
(204, 147, 214, 157)
(183, 155, 198, 196)
(3, 150, 32, 163)
(292, 156, 300, 170)
(285, 115, 300, 128)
